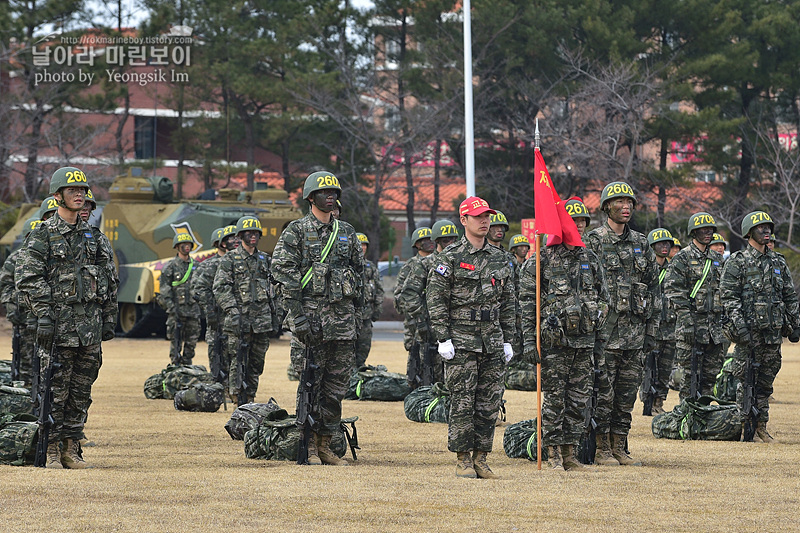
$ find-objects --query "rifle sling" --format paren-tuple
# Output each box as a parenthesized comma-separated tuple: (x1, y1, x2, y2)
(301, 219, 339, 289)
(171, 258, 194, 287)
(689, 258, 711, 299)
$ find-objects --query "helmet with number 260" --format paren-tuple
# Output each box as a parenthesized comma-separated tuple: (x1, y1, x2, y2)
(236, 215, 263, 235)
(50, 166, 90, 194)
(600, 181, 636, 209)
(741, 211, 774, 238)
(303, 171, 342, 200)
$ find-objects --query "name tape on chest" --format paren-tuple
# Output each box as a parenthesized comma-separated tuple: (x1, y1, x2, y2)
(459, 262, 475, 271)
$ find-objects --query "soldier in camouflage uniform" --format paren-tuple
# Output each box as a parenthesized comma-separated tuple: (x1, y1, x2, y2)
(397, 219, 458, 386)
(509, 234, 530, 269)
(0, 218, 43, 387)
(15, 166, 117, 469)
(664, 213, 726, 401)
(355, 232, 384, 369)
(427, 197, 516, 479)
(519, 197, 609, 471)
(192, 226, 228, 378)
(487, 211, 515, 262)
(40, 195, 59, 221)
(710, 233, 727, 256)
(160, 231, 202, 365)
(213, 216, 277, 405)
(585, 181, 657, 466)
(272, 171, 364, 466)
(643, 228, 677, 414)
(719, 211, 800, 442)
(670, 237, 681, 260)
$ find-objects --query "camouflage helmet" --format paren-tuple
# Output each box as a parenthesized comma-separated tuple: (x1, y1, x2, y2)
(741, 211, 774, 238)
(564, 197, 590, 221)
(710, 233, 727, 248)
(23, 217, 43, 237)
(222, 225, 237, 239)
(172, 232, 196, 249)
(303, 170, 342, 200)
(432, 219, 458, 241)
(40, 196, 59, 218)
(600, 181, 636, 209)
(687, 212, 717, 235)
(49, 166, 89, 195)
(509, 234, 530, 250)
(356, 232, 369, 245)
(235, 215, 262, 235)
(672, 237, 682, 248)
(490, 211, 509, 229)
(411, 226, 432, 246)
(84, 188, 97, 209)
(647, 228, 674, 246)
(210, 227, 225, 247)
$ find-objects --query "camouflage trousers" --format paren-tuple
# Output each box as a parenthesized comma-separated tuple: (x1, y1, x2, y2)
(48, 343, 102, 444)
(291, 339, 354, 436)
(402, 319, 417, 351)
(205, 321, 229, 382)
(444, 347, 505, 453)
(167, 314, 201, 365)
(541, 346, 592, 447)
(652, 340, 676, 401)
(675, 340, 724, 401)
(732, 340, 781, 423)
(226, 328, 269, 404)
(14, 321, 36, 387)
(595, 347, 643, 436)
(355, 320, 373, 369)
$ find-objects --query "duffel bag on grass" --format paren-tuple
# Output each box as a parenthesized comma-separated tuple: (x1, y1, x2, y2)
(244, 409, 359, 461)
(404, 383, 450, 423)
(0, 385, 34, 416)
(712, 357, 738, 403)
(144, 364, 214, 400)
(0, 413, 38, 466)
(652, 395, 741, 441)
(174, 382, 225, 412)
(224, 398, 282, 440)
(345, 366, 410, 401)
(504, 361, 537, 391)
(0, 360, 12, 385)
(503, 418, 548, 461)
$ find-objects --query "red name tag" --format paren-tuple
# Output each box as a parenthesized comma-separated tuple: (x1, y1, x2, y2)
(459, 262, 475, 271)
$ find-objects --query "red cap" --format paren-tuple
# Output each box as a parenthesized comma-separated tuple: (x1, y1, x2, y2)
(459, 196, 496, 217)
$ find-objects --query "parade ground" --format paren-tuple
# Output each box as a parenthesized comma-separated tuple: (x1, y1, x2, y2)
(2, 326, 799, 532)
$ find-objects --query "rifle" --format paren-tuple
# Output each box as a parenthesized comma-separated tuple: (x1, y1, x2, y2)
(11, 323, 21, 383)
(171, 314, 184, 366)
(741, 343, 760, 442)
(407, 340, 422, 388)
(420, 331, 437, 387)
(211, 318, 228, 411)
(33, 322, 59, 468)
(641, 347, 659, 416)
(297, 342, 318, 465)
(578, 354, 601, 465)
(689, 343, 702, 400)
(235, 314, 249, 406)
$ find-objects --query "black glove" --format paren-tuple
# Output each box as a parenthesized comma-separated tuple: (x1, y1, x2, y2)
(102, 322, 115, 341)
(37, 316, 54, 351)
(736, 327, 751, 345)
(371, 310, 381, 323)
(789, 327, 800, 343)
(293, 314, 314, 345)
(523, 343, 540, 365)
(644, 334, 656, 353)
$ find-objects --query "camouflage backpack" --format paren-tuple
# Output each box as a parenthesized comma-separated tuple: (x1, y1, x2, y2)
(712, 357, 738, 403)
(0, 413, 38, 466)
(345, 365, 411, 401)
(243, 409, 359, 462)
(174, 382, 226, 412)
(0, 385, 34, 416)
(143, 364, 215, 400)
(503, 418, 548, 461)
(0, 360, 12, 385)
(224, 399, 282, 440)
(652, 395, 741, 441)
(504, 361, 537, 391)
(403, 383, 450, 423)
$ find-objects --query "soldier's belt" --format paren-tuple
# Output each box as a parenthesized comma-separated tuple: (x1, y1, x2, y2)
(450, 308, 499, 322)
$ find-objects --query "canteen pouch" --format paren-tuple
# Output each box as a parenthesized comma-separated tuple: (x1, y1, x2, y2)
(769, 300, 785, 331)
(632, 282, 648, 316)
(59, 270, 80, 304)
(80, 265, 99, 302)
(311, 262, 329, 297)
(580, 300, 599, 334)
(563, 298, 581, 336)
(754, 302, 771, 330)
(329, 268, 344, 302)
(616, 282, 631, 314)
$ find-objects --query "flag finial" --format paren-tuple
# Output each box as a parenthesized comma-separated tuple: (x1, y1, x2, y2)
(534, 118, 540, 150)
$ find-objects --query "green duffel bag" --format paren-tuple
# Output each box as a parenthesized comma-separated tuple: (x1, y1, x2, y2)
(503, 418, 548, 461)
(243, 410, 359, 462)
(712, 357, 738, 403)
(174, 382, 225, 412)
(144, 364, 215, 400)
(144, 373, 164, 399)
(404, 382, 450, 423)
(504, 361, 537, 391)
(0, 385, 34, 416)
(0, 360, 12, 385)
(652, 395, 741, 441)
(224, 398, 282, 440)
(345, 366, 410, 401)
(0, 413, 38, 466)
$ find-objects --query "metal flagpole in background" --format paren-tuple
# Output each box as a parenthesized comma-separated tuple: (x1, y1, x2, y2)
(534, 118, 543, 470)
(463, 0, 475, 197)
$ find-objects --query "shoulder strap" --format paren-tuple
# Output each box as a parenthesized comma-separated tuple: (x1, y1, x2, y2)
(689, 258, 711, 299)
(300, 219, 339, 289)
(171, 258, 194, 287)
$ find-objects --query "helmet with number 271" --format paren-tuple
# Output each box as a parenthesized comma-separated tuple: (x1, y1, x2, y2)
(236, 215, 263, 235)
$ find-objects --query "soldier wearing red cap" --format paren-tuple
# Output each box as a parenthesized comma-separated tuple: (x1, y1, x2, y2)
(426, 196, 516, 479)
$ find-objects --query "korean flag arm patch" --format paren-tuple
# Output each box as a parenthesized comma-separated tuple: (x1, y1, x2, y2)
(435, 264, 449, 277)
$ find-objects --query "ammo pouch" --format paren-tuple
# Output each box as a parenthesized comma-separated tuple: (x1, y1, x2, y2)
(753, 302, 772, 330)
(341, 268, 358, 299)
(616, 282, 631, 314)
(81, 265, 100, 302)
(311, 262, 329, 297)
(632, 282, 648, 317)
(563, 298, 581, 336)
(580, 300, 599, 334)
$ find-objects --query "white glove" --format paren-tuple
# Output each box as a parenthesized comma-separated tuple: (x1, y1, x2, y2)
(503, 342, 514, 363)
(438, 339, 455, 360)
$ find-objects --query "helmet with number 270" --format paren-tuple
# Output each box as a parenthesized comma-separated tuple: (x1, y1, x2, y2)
(741, 211, 774, 238)
(303, 171, 342, 200)
(50, 166, 90, 194)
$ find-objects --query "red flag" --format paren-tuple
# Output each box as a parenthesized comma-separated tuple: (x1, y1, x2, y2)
(533, 149, 585, 247)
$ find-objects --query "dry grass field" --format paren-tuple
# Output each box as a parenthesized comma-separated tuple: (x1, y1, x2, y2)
(2, 327, 800, 533)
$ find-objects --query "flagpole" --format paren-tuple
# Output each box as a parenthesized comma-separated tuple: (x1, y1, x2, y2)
(463, 0, 475, 196)
(534, 119, 542, 471)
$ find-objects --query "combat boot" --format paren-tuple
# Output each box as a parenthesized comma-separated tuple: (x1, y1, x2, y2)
(317, 434, 348, 466)
(46, 442, 63, 469)
(652, 397, 665, 415)
(455, 451, 476, 478)
(756, 422, 776, 444)
(611, 433, 642, 466)
(305, 432, 322, 465)
(594, 433, 619, 466)
(61, 438, 88, 469)
(472, 451, 498, 479)
(547, 446, 564, 470)
(561, 445, 591, 471)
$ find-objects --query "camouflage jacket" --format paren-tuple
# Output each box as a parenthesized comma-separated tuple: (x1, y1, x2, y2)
(393, 255, 421, 314)
(585, 222, 658, 350)
(654, 258, 676, 341)
(664, 242, 725, 345)
(272, 212, 364, 342)
(160, 255, 201, 319)
(426, 235, 516, 352)
(213, 247, 276, 334)
(397, 251, 437, 327)
(191, 253, 223, 323)
(362, 260, 384, 323)
(15, 214, 117, 347)
(0, 248, 20, 308)
(719, 244, 800, 345)
(519, 244, 609, 349)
